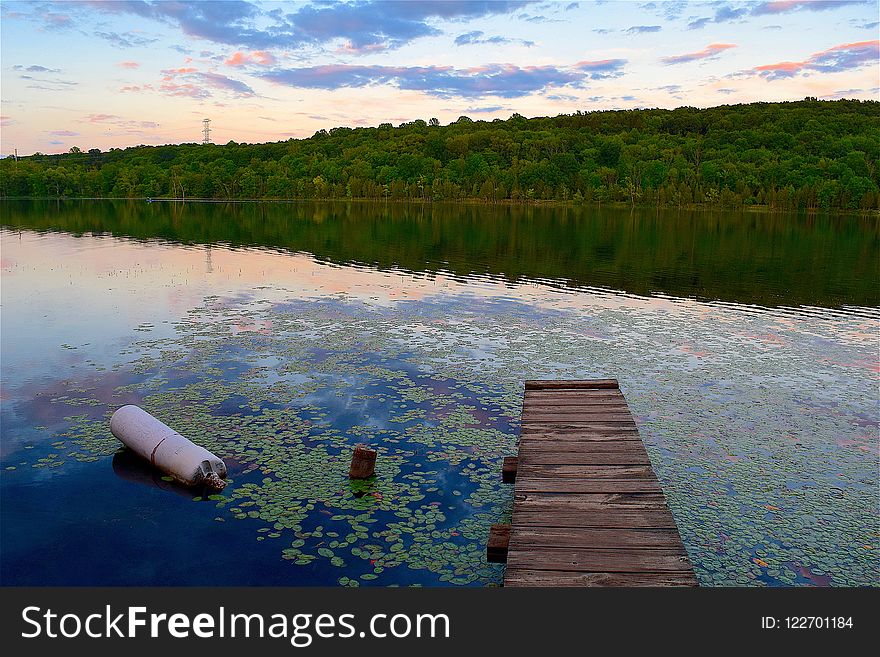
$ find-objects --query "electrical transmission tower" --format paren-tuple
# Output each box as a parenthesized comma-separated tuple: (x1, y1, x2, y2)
(202, 118, 211, 145)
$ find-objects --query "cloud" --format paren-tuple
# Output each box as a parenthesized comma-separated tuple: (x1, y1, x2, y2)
(49, 130, 80, 137)
(687, 17, 712, 29)
(661, 43, 737, 65)
(819, 87, 868, 99)
(717, 88, 737, 94)
(745, 39, 879, 80)
(519, 13, 563, 23)
(624, 25, 661, 34)
(454, 30, 534, 47)
(259, 60, 616, 98)
(592, 28, 613, 34)
(850, 19, 879, 29)
(752, 1, 867, 16)
(225, 50, 276, 66)
(689, 0, 863, 30)
(117, 61, 140, 69)
(714, 5, 749, 22)
(41, 12, 73, 30)
(95, 31, 158, 48)
(87, 0, 537, 51)
(84, 113, 160, 130)
(18, 73, 78, 91)
(462, 105, 506, 113)
(12, 64, 61, 73)
(1, 115, 15, 127)
(573, 59, 627, 79)
(565, 2, 580, 9)
(159, 66, 255, 98)
(198, 71, 255, 95)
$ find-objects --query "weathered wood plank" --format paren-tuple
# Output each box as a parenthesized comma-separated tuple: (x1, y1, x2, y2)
(518, 451, 652, 465)
(508, 527, 686, 550)
(525, 379, 619, 390)
(524, 391, 626, 401)
(520, 422, 639, 430)
(503, 569, 699, 587)
(518, 430, 642, 441)
(514, 492, 669, 511)
(518, 441, 648, 454)
(511, 509, 679, 529)
(514, 477, 662, 494)
(506, 548, 693, 573)
(515, 464, 657, 479)
(522, 413, 637, 422)
(523, 400, 630, 409)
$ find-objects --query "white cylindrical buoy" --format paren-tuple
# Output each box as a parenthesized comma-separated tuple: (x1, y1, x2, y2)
(110, 405, 227, 489)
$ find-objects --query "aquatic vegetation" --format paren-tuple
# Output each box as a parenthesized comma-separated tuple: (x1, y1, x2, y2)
(1, 224, 876, 587)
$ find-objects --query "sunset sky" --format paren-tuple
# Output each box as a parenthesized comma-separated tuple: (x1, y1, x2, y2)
(1, 0, 878, 156)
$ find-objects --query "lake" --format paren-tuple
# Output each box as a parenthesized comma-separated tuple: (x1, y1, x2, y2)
(1, 200, 877, 586)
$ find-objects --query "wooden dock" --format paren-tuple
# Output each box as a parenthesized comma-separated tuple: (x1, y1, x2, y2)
(490, 379, 697, 587)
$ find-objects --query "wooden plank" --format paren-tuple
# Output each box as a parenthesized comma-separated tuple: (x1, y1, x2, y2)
(501, 456, 517, 483)
(522, 412, 637, 422)
(518, 441, 648, 453)
(525, 379, 619, 390)
(506, 548, 693, 573)
(514, 477, 662, 494)
(514, 492, 669, 511)
(511, 509, 679, 529)
(518, 430, 642, 441)
(504, 570, 698, 587)
(508, 527, 685, 550)
(516, 464, 657, 479)
(523, 393, 626, 402)
(518, 451, 651, 465)
(524, 389, 625, 398)
(520, 422, 638, 430)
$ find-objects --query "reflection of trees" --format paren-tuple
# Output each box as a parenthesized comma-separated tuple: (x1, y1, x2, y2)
(3, 199, 877, 308)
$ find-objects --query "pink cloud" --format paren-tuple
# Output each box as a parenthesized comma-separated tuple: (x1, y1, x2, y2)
(119, 84, 154, 92)
(753, 1, 866, 15)
(159, 81, 210, 99)
(744, 39, 879, 80)
(117, 61, 140, 69)
(49, 130, 79, 136)
(661, 43, 737, 65)
(224, 51, 275, 67)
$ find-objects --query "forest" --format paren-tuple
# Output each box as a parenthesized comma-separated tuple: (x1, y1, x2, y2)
(1, 99, 878, 211)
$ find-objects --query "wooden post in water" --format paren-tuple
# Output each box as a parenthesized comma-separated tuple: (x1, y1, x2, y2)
(349, 445, 377, 479)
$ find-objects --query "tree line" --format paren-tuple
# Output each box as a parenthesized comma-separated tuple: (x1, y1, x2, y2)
(1, 99, 878, 211)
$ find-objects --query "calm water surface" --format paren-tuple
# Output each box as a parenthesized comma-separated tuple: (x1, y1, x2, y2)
(1, 200, 877, 586)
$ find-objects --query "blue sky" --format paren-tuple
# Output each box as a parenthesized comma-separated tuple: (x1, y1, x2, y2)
(1, 1, 878, 155)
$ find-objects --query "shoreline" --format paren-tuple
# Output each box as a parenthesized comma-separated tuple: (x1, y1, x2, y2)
(1, 196, 877, 217)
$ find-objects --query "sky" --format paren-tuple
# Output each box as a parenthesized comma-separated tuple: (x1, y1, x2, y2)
(1, 0, 878, 156)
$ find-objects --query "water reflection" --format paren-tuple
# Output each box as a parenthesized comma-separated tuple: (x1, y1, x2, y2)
(111, 448, 213, 499)
(3, 199, 877, 307)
